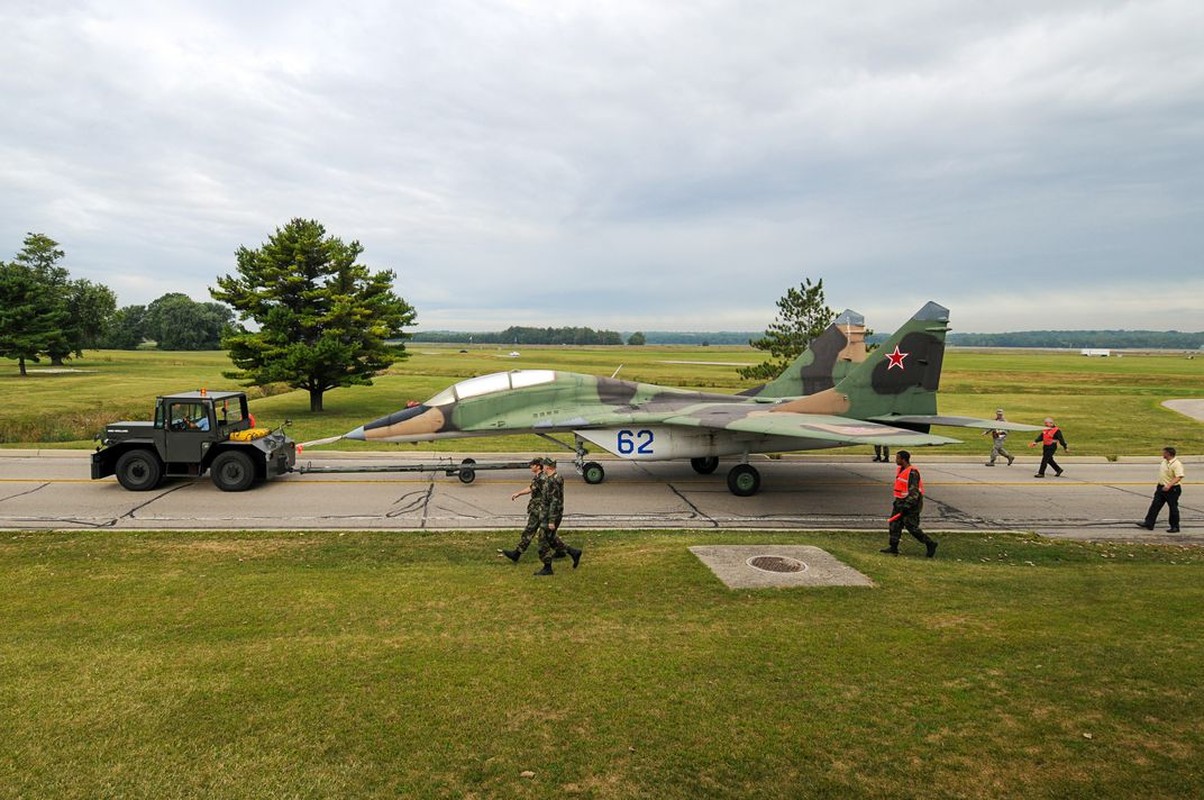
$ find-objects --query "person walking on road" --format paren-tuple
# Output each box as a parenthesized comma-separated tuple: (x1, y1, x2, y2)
(1029, 417, 1068, 478)
(873, 444, 890, 462)
(881, 450, 938, 558)
(533, 458, 582, 575)
(1137, 447, 1184, 533)
(982, 408, 1015, 467)
(499, 458, 546, 564)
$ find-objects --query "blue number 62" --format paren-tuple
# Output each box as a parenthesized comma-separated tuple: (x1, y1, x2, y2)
(617, 429, 654, 455)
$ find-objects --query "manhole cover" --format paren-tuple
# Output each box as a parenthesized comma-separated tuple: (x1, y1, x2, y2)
(747, 555, 806, 573)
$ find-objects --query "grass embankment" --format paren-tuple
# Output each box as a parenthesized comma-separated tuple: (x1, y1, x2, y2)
(1, 346, 1202, 456)
(1, 529, 1201, 798)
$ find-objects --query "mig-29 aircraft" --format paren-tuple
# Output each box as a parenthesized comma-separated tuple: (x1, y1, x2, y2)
(343, 301, 1039, 496)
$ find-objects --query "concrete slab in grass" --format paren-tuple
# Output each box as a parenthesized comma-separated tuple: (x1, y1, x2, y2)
(689, 545, 875, 589)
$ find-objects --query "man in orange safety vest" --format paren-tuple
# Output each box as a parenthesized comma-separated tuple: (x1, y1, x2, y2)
(881, 450, 938, 558)
(1028, 417, 1068, 478)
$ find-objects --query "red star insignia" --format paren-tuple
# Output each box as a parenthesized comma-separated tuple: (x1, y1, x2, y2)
(885, 345, 908, 370)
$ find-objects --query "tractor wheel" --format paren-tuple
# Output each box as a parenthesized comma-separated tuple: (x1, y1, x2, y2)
(115, 449, 163, 491)
(211, 450, 256, 492)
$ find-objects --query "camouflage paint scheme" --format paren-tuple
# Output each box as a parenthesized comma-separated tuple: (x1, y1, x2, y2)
(344, 302, 1041, 495)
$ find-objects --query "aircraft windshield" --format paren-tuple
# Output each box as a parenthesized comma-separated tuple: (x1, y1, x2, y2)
(428, 370, 556, 405)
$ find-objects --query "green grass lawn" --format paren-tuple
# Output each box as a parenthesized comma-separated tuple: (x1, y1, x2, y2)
(1, 529, 1201, 799)
(2, 346, 1201, 457)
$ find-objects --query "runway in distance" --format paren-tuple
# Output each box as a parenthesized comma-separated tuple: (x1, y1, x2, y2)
(343, 302, 1040, 495)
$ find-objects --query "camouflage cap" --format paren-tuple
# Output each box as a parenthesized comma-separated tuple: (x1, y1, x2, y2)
(529, 457, 543, 467)
(541, 457, 557, 467)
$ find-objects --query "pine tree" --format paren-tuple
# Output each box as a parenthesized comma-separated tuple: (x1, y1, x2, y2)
(211, 219, 417, 412)
(738, 278, 834, 381)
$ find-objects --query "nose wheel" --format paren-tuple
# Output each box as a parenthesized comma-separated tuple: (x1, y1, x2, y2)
(573, 435, 606, 485)
(582, 461, 606, 485)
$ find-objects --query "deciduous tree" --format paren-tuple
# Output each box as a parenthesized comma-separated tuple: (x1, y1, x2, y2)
(100, 305, 148, 350)
(145, 293, 233, 350)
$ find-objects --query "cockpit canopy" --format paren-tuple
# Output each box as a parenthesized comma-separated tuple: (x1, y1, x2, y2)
(426, 370, 557, 406)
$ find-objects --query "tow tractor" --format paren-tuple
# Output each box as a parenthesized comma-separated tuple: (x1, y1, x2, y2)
(92, 389, 536, 491)
(92, 390, 296, 491)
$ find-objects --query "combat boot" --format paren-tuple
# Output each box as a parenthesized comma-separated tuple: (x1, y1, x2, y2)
(499, 548, 520, 563)
(926, 540, 938, 558)
(879, 545, 899, 555)
(568, 546, 583, 569)
(553, 550, 568, 560)
(534, 562, 553, 576)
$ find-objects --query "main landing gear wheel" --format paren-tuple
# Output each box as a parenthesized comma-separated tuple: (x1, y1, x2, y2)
(458, 458, 476, 484)
(582, 461, 606, 485)
(726, 464, 761, 497)
(690, 456, 720, 475)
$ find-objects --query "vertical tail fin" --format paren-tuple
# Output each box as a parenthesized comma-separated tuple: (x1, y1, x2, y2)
(739, 309, 868, 399)
(835, 301, 950, 421)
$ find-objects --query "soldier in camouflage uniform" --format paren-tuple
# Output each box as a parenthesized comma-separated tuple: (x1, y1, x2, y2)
(881, 450, 938, 558)
(499, 458, 546, 564)
(535, 458, 581, 574)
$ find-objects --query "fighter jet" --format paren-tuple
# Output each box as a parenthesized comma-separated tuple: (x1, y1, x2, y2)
(344, 302, 1039, 495)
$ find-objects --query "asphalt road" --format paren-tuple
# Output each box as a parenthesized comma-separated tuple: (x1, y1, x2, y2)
(1, 450, 1198, 544)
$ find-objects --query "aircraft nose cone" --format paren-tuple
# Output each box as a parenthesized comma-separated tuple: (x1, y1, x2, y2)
(344, 426, 366, 441)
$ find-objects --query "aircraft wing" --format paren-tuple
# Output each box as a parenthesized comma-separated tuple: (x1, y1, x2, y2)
(660, 405, 962, 446)
(869, 415, 1043, 432)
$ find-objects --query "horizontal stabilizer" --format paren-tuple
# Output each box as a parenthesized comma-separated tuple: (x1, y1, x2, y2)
(869, 415, 1043, 431)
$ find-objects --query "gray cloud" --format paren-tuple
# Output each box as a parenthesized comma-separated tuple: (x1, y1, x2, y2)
(2, 0, 1201, 333)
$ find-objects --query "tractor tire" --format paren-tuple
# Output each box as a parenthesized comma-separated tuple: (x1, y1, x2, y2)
(115, 449, 163, 491)
(211, 450, 257, 492)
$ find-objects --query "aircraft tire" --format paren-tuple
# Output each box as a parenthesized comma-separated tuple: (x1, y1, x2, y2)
(582, 461, 606, 485)
(458, 468, 476, 484)
(726, 464, 761, 497)
(691, 456, 720, 475)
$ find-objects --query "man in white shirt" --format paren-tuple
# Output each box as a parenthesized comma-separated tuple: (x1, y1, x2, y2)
(1137, 447, 1184, 533)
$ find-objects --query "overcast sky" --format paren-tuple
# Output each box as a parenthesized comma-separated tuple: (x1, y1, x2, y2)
(3, 0, 1202, 334)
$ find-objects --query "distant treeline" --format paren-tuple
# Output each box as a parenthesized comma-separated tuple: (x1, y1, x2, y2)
(414, 328, 1203, 349)
(633, 331, 758, 346)
(412, 328, 760, 345)
(413, 326, 623, 345)
(946, 331, 1204, 349)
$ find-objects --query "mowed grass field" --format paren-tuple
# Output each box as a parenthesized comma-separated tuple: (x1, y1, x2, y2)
(2, 346, 1203, 797)
(2, 344, 1202, 456)
(2, 530, 1202, 799)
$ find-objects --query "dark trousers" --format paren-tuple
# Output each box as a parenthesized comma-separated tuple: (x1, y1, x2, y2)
(889, 500, 933, 546)
(1143, 485, 1181, 529)
(1037, 445, 1062, 476)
